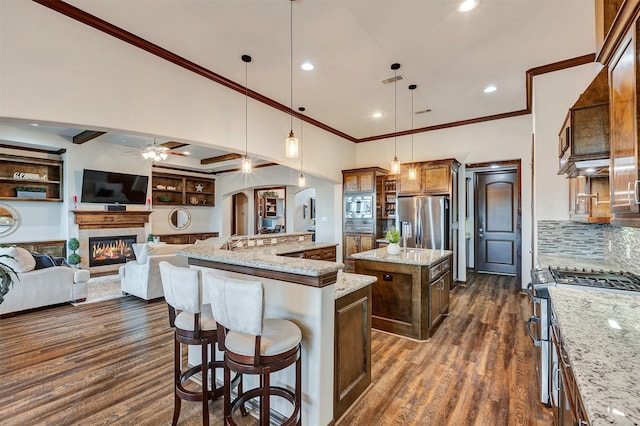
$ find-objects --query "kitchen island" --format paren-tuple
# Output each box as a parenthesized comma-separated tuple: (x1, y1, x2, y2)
(549, 287, 640, 425)
(177, 241, 376, 425)
(352, 247, 452, 340)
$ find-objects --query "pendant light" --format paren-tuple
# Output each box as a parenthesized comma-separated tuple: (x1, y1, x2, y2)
(408, 84, 417, 180)
(285, 0, 299, 158)
(390, 63, 401, 175)
(241, 54, 252, 173)
(298, 106, 306, 187)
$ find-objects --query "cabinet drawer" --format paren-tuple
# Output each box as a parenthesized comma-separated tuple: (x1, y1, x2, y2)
(428, 257, 450, 281)
(321, 247, 337, 261)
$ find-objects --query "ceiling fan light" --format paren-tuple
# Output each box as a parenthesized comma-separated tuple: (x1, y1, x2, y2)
(241, 157, 252, 173)
(285, 131, 299, 158)
(159, 152, 168, 160)
(141, 151, 151, 160)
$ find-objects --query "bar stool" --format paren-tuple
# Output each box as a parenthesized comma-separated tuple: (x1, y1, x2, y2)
(204, 273, 302, 426)
(159, 261, 225, 426)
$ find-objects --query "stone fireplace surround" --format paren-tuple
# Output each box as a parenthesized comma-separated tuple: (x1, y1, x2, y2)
(73, 211, 151, 276)
(79, 227, 145, 275)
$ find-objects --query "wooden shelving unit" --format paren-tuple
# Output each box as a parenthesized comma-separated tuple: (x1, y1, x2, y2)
(0, 154, 63, 202)
(151, 172, 215, 207)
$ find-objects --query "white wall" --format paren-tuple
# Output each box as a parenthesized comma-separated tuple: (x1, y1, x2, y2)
(216, 166, 339, 244)
(294, 188, 316, 232)
(0, 0, 356, 183)
(356, 115, 532, 283)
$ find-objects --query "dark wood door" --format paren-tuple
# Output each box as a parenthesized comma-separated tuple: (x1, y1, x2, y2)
(475, 170, 518, 275)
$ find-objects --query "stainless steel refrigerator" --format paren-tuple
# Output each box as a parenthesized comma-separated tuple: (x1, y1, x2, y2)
(396, 195, 449, 250)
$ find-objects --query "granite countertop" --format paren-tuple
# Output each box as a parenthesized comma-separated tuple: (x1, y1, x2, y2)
(178, 242, 343, 277)
(351, 247, 452, 266)
(334, 271, 377, 299)
(538, 255, 619, 271)
(265, 241, 338, 255)
(549, 287, 640, 425)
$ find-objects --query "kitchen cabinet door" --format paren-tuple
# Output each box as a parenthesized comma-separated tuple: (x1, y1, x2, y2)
(609, 30, 640, 215)
(423, 165, 451, 194)
(343, 171, 375, 193)
(397, 167, 422, 195)
(359, 235, 376, 252)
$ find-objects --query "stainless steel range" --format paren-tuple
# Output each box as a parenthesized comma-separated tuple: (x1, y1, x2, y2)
(527, 266, 640, 407)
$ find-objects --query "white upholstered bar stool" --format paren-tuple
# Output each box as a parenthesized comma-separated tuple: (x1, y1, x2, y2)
(204, 273, 302, 426)
(159, 261, 225, 426)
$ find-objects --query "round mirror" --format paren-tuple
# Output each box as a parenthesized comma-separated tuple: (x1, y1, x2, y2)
(0, 203, 20, 237)
(169, 207, 191, 230)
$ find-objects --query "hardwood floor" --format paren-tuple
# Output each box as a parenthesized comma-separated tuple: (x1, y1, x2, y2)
(338, 272, 553, 426)
(0, 272, 552, 425)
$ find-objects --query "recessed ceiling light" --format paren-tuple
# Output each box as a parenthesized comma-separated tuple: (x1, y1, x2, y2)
(301, 62, 314, 71)
(372, 112, 383, 118)
(458, 0, 478, 12)
(484, 85, 497, 93)
(29, 123, 39, 126)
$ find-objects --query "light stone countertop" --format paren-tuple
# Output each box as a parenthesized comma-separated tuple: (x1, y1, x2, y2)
(351, 247, 452, 266)
(334, 271, 377, 299)
(178, 244, 343, 277)
(549, 287, 640, 425)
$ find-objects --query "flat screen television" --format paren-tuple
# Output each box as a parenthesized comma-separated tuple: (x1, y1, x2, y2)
(81, 169, 149, 204)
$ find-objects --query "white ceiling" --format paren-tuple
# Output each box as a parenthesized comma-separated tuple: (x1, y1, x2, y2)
(3, 0, 596, 169)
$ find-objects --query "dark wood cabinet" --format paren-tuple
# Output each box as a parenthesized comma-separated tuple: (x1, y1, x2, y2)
(397, 167, 422, 195)
(598, 4, 640, 227)
(609, 26, 640, 220)
(334, 285, 371, 420)
(0, 154, 63, 202)
(343, 233, 375, 272)
(355, 254, 452, 340)
(342, 167, 388, 271)
(152, 172, 215, 207)
(343, 169, 376, 193)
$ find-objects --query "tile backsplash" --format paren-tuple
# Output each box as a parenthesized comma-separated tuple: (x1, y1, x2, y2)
(537, 220, 640, 274)
(537, 221, 608, 258)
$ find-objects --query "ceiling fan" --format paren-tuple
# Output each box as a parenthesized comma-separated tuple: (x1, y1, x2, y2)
(139, 140, 190, 161)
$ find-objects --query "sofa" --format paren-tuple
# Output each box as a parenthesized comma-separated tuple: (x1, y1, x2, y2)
(119, 243, 190, 301)
(0, 246, 90, 317)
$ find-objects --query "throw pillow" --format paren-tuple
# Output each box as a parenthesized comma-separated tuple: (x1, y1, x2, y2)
(0, 246, 36, 273)
(49, 255, 70, 267)
(31, 252, 56, 270)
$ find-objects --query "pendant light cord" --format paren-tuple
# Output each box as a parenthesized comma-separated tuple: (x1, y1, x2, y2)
(411, 88, 414, 163)
(394, 67, 397, 156)
(300, 115, 303, 173)
(245, 60, 248, 157)
(290, 0, 294, 131)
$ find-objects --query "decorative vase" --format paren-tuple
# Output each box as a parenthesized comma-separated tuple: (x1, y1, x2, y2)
(386, 242, 400, 255)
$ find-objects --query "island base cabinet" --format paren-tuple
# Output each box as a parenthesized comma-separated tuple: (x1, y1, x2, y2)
(355, 255, 452, 341)
(334, 285, 372, 421)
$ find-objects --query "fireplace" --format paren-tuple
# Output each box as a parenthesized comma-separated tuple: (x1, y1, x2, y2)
(89, 235, 136, 267)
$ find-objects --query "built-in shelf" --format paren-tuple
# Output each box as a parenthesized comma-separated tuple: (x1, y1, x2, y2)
(152, 172, 215, 206)
(0, 154, 63, 202)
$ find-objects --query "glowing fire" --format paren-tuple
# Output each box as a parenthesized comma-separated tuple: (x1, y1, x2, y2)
(91, 239, 133, 262)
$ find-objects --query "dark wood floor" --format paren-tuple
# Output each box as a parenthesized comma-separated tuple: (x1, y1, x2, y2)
(0, 272, 552, 425)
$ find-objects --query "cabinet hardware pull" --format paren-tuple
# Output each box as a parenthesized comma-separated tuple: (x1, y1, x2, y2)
(635, 180, 640, 204)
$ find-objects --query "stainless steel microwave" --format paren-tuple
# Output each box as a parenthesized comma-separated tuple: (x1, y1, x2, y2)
(344, 195, 373, 219)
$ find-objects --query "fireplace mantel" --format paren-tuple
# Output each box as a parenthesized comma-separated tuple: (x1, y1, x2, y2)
(73, 210, 152, 230)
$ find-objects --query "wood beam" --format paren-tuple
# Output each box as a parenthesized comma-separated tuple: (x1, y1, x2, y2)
(161, 141, 189, 150)
(200, 153, 242, 165)
(72, 130, 106, 145)
(214, 162, 279, 174)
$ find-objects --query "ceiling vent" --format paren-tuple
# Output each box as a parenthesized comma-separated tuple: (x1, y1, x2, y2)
(381, 75, 404, 84)
(415, 109, 432, 114)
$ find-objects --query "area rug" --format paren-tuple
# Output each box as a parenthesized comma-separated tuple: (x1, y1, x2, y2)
(72, 274, 124, 306)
